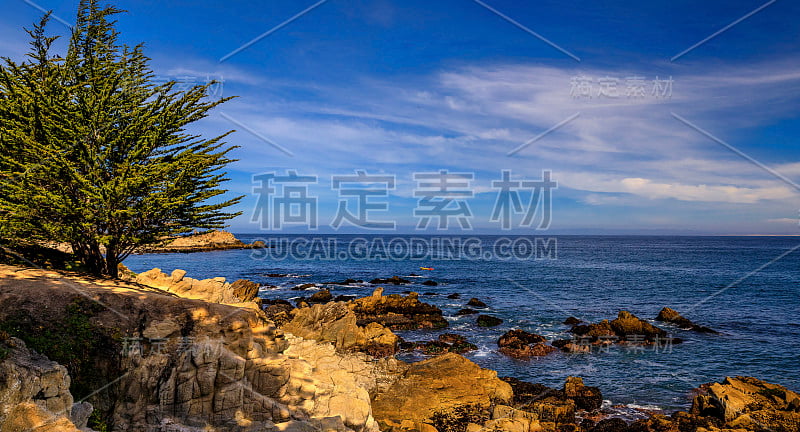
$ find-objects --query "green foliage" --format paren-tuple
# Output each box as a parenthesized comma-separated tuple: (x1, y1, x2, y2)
(0, 297, 118, 400)
(88, 409, 110, 432)
(0, 0, 242, 277)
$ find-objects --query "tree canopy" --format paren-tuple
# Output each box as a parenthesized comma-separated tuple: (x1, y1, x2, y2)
(0, 0, 242, 277)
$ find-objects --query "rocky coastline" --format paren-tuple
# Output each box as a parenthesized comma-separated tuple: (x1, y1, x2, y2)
(0, 264, 797, 432)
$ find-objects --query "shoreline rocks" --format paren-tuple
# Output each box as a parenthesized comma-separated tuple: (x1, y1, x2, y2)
(135, 267, 262, 305)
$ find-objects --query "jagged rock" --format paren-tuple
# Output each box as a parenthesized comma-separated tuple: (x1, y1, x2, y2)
(656, 307, 718, 334)
(500, 377, 588, 426)
(563, 377, 602, 411)
(264, 300, 295, 326)
(610, 311, 667, 341)
(230, 279, 260, 303)
(0, 337, 83, 431)
(372, 353, 513, 427)
(136, 268, 263, 304)
(497, 330, 555, 359)
(467, 298, 488, 308)
(570, 311, 673, 345)
(283, 302, 399, 357)
(476, 315, 503, 327)
(347, 291, 447, 330)
(690, 376, 800, 431)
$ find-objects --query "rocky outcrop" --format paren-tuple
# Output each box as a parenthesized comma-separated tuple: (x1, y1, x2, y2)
(282, 302, 400, 357)
(0, 265, 410, 432)
(656, 307, 718, 334)
(347, 289, 447, 330)
(497, 330, 556, 359)
(690, 376, 800, 431)
(566, 311, 677, 349)
(371, 353, 513, 430)
(466, 298, 487, 308)
(136, 230, 263, 253)
(0, 337, 86, 432)
(136, 268, 261, 305)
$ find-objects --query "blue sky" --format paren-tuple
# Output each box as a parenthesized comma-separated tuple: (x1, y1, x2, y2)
(3, 0, 800, 234)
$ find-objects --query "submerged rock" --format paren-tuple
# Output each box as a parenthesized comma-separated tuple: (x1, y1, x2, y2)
(476, 314, 503, 327)
(421, 280, 438, 286)
(656, 307, 719, 334)
(447, 293, 461, 299)
(455, 308, 478, 316)
(467, 298, 488, 308)
(369, 276, 410, 285)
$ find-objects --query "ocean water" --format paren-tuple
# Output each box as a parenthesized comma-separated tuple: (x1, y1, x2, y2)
(123, 235, 800, 412)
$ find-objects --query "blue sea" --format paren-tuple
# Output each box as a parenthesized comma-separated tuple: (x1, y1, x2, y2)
(124, 235, 800, 412)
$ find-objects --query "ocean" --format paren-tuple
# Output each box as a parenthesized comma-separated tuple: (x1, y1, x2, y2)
(123, 235, 800, 413)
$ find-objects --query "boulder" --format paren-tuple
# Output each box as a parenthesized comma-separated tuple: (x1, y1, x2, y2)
(476, 315, 503, 327)
(230, 279, 260, 302)
(609, 311, 667, 341)
(447, 293, 461, 299)
(371, 353, 513, 427)
(564, 317, 582, 325)
(467, 298, 488, 308)
(497, 330, 555, 359)
(655, 307, 718, 334)
(308, 289, 333, 304)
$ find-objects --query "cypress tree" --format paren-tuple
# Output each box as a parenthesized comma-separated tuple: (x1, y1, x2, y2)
(0, 1, 242, 277)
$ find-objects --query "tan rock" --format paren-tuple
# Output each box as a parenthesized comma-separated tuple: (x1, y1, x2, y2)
(371, 352, 513, 425)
